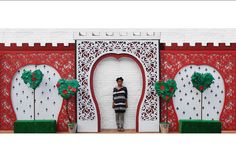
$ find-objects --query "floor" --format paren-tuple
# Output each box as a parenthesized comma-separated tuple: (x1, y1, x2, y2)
(1, 129, 236, 134)
(0, 130, 13, 133)
(100, 129, 136, 133)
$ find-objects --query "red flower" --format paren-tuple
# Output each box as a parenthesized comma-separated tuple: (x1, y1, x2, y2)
(62, 89, 68, 94)
(56, 83, 60, 87)
(169, 87, 174, 93)
(199, 85, 204, 91)
(165, 96, 169, 100)
(68, 86, 72, 89)
(71, 88, 76, 93)
(32, 77, 36, 81)
(160, 85, 165, 91)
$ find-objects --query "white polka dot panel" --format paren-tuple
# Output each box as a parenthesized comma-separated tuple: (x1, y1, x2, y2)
(11, 65, 63, 120)
(173, 65, 225, 121)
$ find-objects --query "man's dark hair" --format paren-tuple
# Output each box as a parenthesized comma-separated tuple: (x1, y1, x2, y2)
(116, 77, 124, 82)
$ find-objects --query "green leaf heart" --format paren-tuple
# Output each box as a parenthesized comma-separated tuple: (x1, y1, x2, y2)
(155, 79, 177, 102)
(191, 72, 215, 93)
(21, 69, 44, 90)
(57, 79, 79, 100)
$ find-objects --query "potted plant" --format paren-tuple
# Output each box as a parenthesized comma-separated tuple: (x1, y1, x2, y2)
(57, 79, 79, 133)
(155, 79, 177, 133)
(21, 69, 44, 120)
(191, 72, 214, 120)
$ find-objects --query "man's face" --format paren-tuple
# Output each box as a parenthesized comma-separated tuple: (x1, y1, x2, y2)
(117, 80, 123, 87)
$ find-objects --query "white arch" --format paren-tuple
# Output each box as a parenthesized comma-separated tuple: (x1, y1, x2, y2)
(173, 65, 225, 121)
(11, 64, 63, 120)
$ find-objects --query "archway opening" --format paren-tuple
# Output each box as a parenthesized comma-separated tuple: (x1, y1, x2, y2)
(90, 53, 146, 132)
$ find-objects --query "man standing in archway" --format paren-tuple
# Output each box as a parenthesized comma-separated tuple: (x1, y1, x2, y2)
(112, 77, 128, 132)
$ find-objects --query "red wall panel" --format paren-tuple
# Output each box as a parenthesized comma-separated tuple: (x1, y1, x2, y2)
(0, 43, 76, 131)
(160, 43, 236, 131)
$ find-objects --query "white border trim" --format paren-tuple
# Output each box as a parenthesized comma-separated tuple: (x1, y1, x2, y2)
(2, 29, 236, 46)
(74, 30, 161, 40)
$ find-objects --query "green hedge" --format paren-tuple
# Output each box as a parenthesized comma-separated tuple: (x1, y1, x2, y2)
(179, 120, 222, 133)
(14, 120, 57, 133)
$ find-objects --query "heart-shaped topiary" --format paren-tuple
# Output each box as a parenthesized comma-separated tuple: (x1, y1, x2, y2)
(21, 69, 44, 90)
(155, 79, 177, 102)
(57, 79, 79, 100)
(57, 79, 79, 125)
(191, 72, 214, 93)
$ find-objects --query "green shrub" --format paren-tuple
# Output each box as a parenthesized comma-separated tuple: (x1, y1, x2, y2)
(14, 120, 56, 133)
(179, 120, 222, 133)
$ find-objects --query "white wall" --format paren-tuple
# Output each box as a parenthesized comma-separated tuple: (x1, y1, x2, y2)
(93, 57, 142, 129)
(1, 29, 236, 46)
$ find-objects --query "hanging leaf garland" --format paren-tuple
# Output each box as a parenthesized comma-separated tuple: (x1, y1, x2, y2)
(155, 79, 177, 102)
(21, 69, 44, 89)
(57, 79, 79, 100)
(191, 72, 214, 93)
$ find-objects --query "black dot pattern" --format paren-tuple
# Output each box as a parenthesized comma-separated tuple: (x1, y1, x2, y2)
(173, 65, 225, 120)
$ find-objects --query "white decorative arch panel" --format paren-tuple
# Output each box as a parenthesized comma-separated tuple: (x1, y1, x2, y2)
(76, 39, 160, 132)
(173, 65, 225, 121)
(11, 65, 63, 121)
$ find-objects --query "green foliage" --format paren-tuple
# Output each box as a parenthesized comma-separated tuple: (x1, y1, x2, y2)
(57, 79, 79, 100)
(21, 69, 44, 90)
(14, 120, 56, 133)
(155, 79, 177, 102)
(191, 72, 214, 93)
(179, 120, 222, 133)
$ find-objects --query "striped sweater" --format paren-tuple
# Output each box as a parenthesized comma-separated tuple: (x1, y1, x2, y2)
(113, 86, 128, 113)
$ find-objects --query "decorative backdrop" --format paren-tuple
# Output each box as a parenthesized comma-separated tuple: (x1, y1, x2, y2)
(160, 43, 236, 131)
(1, 42, 236, 132)
(76, 40, 160, 132)
(0, 43, 75, 131)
